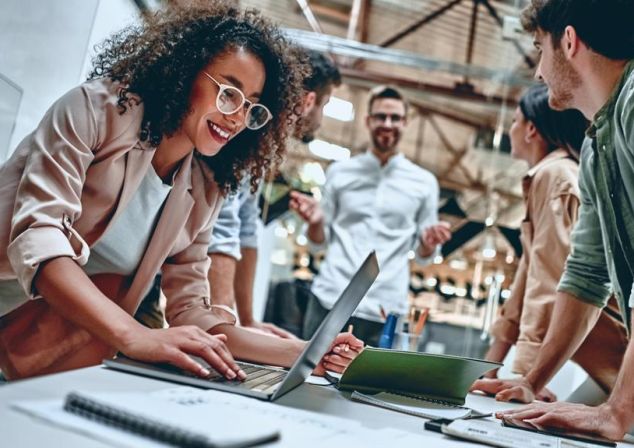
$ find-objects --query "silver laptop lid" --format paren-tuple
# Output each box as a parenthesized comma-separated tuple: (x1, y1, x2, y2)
(271, 251, 379, 399)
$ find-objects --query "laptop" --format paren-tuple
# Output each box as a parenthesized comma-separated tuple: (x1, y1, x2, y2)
(104, 251, 379, 401)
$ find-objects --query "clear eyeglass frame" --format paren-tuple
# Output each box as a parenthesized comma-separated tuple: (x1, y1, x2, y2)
(203, 72, 272, 130)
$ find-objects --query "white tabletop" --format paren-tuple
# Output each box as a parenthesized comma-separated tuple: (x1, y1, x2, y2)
(0, 366, 628, 447)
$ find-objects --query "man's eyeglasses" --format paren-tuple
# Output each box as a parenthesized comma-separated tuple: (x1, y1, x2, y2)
(204, 72, 272, 130)
(370, 113, 405, 124)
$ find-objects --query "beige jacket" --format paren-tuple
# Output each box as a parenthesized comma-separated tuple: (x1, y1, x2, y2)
(491, 150, 626, 391)
(0, 79, 234, 379)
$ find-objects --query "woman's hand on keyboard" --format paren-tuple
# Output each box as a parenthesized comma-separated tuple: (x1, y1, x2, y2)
(313, 332, 364, 376)
(120, 325, 246, 381)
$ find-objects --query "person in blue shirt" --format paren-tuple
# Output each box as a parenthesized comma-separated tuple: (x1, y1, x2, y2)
(205, 50, 342, 339)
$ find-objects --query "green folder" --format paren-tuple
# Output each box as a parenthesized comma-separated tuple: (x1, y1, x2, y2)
(338, 347, 502, 406)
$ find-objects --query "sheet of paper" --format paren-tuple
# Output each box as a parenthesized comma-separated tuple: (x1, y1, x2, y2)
(304, 375, 333, 385)
(13, 399, 166, 448)
(13, 386, 367, 448)
(16, 386, 481, 448)
(153, 387, 358, 446)
(331, 426, 470, 447)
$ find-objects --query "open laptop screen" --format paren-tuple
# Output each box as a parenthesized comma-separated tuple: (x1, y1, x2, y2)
(272, 251, 379, 399)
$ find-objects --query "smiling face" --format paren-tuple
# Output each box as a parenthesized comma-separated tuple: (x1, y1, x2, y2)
(181, 47, 266, 157)
(533, 29, 582, 111)
(366, 98, 407, 154)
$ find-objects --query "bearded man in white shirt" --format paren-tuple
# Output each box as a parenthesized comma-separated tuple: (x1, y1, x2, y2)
(291, 85, 451, 346)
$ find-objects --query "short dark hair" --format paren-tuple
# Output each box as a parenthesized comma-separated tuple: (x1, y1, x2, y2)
(521, 0, 634, 60)
(367, 85, 408, 115)
(302, 50, 341, 101)
(519, 83, 588, 157)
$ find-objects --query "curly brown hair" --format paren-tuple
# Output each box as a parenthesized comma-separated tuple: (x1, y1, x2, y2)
(88, 1, 307, 193)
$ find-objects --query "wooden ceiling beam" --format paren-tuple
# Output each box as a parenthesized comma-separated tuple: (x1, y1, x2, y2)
(340, 66, 518, 108)
(413, 103, 490, 129)
(378, 0, 463, 48)
(295, 0, 325, 34)
(308, 3, 350, 24)
(480, 0, 536, 69)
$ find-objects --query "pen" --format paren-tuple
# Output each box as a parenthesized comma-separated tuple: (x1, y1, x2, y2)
(343, 324, 354, 352)
(414, 308, 429, 336)
(463, 412, 493, 420)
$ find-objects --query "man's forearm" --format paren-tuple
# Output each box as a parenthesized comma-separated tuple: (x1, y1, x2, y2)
(235, 247, 257, 325)
(605, 315, 634, 430)
(525, 291, 601, 392)
(208, 253, 238, 308)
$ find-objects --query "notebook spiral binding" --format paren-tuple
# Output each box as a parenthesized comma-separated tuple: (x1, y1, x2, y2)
(350, 390, 474, 421)
(386, 390, 468, 409)
(64, 392, 216, 448)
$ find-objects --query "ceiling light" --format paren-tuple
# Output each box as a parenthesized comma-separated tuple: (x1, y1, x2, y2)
(308, 139, 351, 161)
(323, 96, 354, 122)
(481, 233, 497, 259)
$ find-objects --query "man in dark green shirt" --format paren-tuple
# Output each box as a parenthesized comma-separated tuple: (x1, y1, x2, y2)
(471, 0, 634, 440)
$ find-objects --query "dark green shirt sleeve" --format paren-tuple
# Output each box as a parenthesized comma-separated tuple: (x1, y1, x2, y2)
(557, 145, 611, 307)
(620, 79, 634, 308)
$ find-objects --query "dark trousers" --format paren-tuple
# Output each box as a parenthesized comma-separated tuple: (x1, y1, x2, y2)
(302, 293, 384, 347)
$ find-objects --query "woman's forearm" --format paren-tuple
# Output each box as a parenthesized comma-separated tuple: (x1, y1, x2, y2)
(210, 324, 305, 367)
(483, 339, 513, 377)
(525, 292, 601, 392)
(34, 257, 140, 349)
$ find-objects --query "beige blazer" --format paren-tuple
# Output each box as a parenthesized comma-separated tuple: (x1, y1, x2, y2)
(491, 149, 626, 392)
(0, 79, 234, 379)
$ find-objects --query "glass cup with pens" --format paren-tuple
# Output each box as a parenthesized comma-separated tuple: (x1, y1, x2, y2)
(379, 306, 430, 351)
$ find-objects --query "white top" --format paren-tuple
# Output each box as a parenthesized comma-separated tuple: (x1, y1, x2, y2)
(84, 164, 173, 276)
(310, 151, 439, 322)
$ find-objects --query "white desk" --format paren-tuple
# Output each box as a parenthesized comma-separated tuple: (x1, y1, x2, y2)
(0, 366, 627, 447)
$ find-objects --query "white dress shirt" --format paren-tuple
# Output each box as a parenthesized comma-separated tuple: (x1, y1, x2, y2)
(310, 151, 439, 322)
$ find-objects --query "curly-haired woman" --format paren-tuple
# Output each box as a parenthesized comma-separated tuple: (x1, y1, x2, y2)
(0, 2, 362, 381)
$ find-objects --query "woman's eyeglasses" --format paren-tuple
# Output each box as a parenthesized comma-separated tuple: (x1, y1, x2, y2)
(204, 72, 272, 130)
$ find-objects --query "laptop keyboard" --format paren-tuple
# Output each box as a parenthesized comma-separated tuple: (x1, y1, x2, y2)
(199, 362, 287, 393)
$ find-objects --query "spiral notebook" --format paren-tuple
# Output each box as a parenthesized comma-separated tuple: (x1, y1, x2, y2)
(55, 390, 280, 448)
